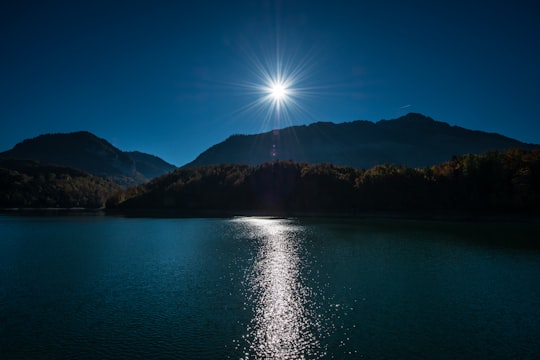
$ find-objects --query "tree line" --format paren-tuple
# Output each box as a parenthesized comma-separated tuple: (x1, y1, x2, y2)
(0, 159, 120, 208)
(107, 148, 540, 214)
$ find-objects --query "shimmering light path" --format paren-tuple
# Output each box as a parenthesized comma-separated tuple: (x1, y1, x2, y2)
(2, 216, 540, 358)
(233, 218, 325, 359)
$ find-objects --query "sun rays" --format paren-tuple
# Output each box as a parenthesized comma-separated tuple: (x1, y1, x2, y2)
(226, 43, 324, 132)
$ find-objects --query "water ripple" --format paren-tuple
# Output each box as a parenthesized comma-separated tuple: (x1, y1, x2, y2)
(233, 217, 326, 359)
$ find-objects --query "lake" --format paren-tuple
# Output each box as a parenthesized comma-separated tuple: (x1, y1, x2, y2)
(1, 214, 540, 359)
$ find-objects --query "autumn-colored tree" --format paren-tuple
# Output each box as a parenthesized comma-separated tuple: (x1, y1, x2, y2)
(104, 149, 540, 214)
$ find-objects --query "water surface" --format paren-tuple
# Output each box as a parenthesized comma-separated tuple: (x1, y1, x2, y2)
(1, 214, 539, 358)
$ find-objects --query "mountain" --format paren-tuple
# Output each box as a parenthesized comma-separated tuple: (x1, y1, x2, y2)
(184, 113, 538, 169)
(0, 158, 120, 208)
(0, 131, 176, 187)
(126, 151, 177, 180)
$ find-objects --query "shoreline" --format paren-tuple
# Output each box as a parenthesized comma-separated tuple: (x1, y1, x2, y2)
(3, 207, 539, 223)
(107, 209, 540, 224)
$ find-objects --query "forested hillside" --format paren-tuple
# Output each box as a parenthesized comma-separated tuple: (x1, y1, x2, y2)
(108, 148, 540, 214)
(0, 159, 120, 208)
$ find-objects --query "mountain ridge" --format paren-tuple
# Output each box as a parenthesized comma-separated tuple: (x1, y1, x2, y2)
(0, 131, 176, 187)
(184, 113, 538, 169)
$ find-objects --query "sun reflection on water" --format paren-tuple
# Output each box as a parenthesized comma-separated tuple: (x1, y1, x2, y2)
(234, 217, 324, 359)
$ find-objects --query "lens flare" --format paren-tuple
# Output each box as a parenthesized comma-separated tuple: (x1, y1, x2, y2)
(219, 35, 346, 161)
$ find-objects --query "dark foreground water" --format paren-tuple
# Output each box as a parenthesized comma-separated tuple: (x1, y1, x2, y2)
(1, 214, 540, 359)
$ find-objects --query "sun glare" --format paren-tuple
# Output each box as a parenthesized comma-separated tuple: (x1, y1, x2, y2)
(228, 43, 326, 161)
(230, 43, 323, 132)
(270, 82, 288, 100)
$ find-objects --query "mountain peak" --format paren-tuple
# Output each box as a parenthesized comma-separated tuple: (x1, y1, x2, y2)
(184, 114, 538, 169)
(400, 112, 434, 121)
(377, 112, 436, 124)
(1, 131, 176, 187)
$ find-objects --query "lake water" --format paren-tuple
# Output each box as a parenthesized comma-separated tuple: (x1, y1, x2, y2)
(1, 214, 540, 359)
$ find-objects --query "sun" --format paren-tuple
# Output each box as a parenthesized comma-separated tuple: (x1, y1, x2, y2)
(231, 43, 322, 130)
(258, 77, 294, 115)
(270, 82, 288, 100)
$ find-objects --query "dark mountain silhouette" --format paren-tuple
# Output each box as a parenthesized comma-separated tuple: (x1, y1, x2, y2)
(184, 113, 538, 169)
(0, 158, 120, 208)
(126, 151, 177, 180)
(0, 131, 176, 187)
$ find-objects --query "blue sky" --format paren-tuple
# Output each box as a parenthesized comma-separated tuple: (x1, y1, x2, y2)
(1, 0, 539, 166)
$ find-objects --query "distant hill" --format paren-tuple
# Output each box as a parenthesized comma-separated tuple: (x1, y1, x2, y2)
(0, 131, 176, 187)
(184, 113, 538, 169)
(108, 148, 540, 214)
(0, 158, 120, 208)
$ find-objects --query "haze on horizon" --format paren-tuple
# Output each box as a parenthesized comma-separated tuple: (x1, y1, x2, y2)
(1, 0, 539, 166)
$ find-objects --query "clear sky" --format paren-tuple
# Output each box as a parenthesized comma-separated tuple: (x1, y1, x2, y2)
(1, 0, 539, 166)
